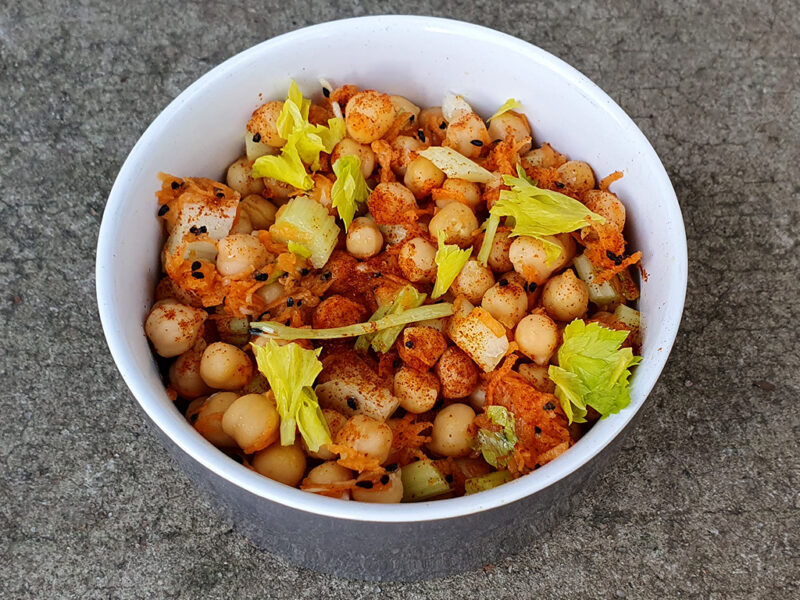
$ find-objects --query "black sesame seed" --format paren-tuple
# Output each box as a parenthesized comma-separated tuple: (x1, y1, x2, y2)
(372, 272, 382, 278)
(533, 463, 541, 470)
(286, 297, 294, 307)
(191, 271, 204, 279)
(385, 463, 399, 472)
(409, 114, 415, 123)
(543, 401, 555, 411)
(296, 300, 303, 307)
(300, 268, 310, 276)
(470, 139, 483, 147)
(499, 278, 509, 287)
(524, 281, 537, 292)
(171, 181, 180, 190)
(346, 397, 357, 410)
(493, 138, 502, 144)
(198, 225, 207, 234)
(191, 261, 201, 271)
(554, 181, 565, 189)
(445, 474, 454, 483)
(405, 340, 414, 349)
(606, 250, 623, 266)
(355, 480, 373, 489)
(254, 273, 269, 281)
(284, 319, 291, 326)
(252, 132, 261, 143)
(216, 192, 225, 198)
(439, 121, 447, 129)
(322, 271, 332, 281)
(380, 474, 390, 485)
(157, 204, 169, 216)
(189, 225, 198, 234)
(322, 86, 331, 98)
(534, 426, 542, 434)
(417, 129, 426, 143)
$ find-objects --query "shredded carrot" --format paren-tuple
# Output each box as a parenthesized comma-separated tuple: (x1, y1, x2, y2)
(599, 170, 624, 191)
(328, 444, 383, 472)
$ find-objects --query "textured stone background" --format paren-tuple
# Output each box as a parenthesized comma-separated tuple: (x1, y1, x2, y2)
(1, 1, 798, 598)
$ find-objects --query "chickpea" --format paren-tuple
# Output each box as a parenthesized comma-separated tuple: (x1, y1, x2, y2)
(397, 326, 448, 371)
(418, 106, 447, 145)
(169, 348, 211, 398)
(312, 295, 368, 329)
(398, 237, 437, 283)
(367, 182, 418, 225)
(542, 269, 589, 322)
(193, 392, 238, 448)
(394, 366, 440, 414)
(230, 208, 253, 234)
(331, 138, 376, 179)
(517, 363, 556, 393)
(487, 227, 514, 273)
(556, 160, 595, 191)
(551, 232, 577, 272)
(487, 111, 531, 152)
(303, 409, 348, 460)
(305, 461, 354, 500)
(345, 217, 384, 259)
(251, 441, 307, 487)
(515, 313, 559, 365)
(335, 415, 393, 465)
(445, 112, 490, 158)
(263, 177, 294, 204)
(428, 403, 476, 458)
(220, 392, 280, 453)
(255, 281, 283, 305)
(468, 381, 487, 412)
(390, 135, 422, 177)
(351, 470, 403, 503)
(450, 259, 495, 304)
(435, 346, 479, 399)
(239, 194, 278, 230)
(247, 100, 285, 147)
(200, 342, 253, 390)
(404, 156, 445, 199)
(345, 90, 395, 144)
(509, 235, 565, 284)
(502, 271, 541, 311)
(522, 143, 566, 169)
(145, 301, 207, 358)
(481, 280, 528, 328)
(226, 156, 265, 196)
(428, 202, 479, 246)
(216, 233, 269, 276)
(435, 178, 482, 211)
(583, 190, 626, 232)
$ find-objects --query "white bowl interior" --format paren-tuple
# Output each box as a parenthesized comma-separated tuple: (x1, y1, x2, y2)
(97, 16, 687, 522)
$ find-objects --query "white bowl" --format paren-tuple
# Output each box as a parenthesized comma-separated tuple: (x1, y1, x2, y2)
(96, 15, 687, 579)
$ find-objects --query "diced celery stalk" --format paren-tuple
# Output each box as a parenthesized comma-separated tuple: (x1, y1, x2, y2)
(354, 302, 392, 352)
(369, 286, 427, 353)
(464, 470, 512, 495)
(573, 253, 621, 308)
(401, 460, 452, 502)
(269, 196, 339, 269)
(476, 213, 501, 267)
(245, 132, 277, 161)
(613, 304, 641, 328)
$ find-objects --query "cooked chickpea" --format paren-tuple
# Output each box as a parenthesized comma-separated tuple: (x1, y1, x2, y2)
(394, 366, 440, 414)
(230, 208, 253, 234)
(522, 143, 566, 169)
(542, 269, 589, 321)
(305, 461, 354, 500)
(418, 106, 447, 145)
(345, 217, 384, 259)
(145, 301, 207, 358)
(367, 182, 418, 225)
(517, 363, 556, 393)
(263, 177, 294, 203)
(468, 381, 487, 412)
(216, 233, 269, 276)
(221, 392, 279, 453)
(331, 138, 376, 178)
(481, 280, 528, 328)
(251, 441, 307, 487)
(487, 228, 514, 273)
(436, 178, 482, 211)
(335, 415, 393, 465)
(404, 156, 446, 199)
(450, 259, 495, 304)
(239, 194, 278, 230)
(169, 348, 211, 398)
(428, 403, 476, 457)
(390, 135, 422, 177)
(551, 232, 577, 272)
(398, 326, 448, 370)
(247, 100, 285, 147)
(435, 346, 479, 399)
(199, 342, 253, 390)
(509, 235, 565, 284)
(515, 313, 559, 365)
(556, 160, 596, 191)
(226, 156, 265, 196)
(351, 470, 403, 503)
(444, 112, 490, 158)
(398, 237, 437, 283)
(303, 409, 348, 460)
(255, 281, 283, 305)
(487, 111, 531, 152)
(345, 90, 395, 143)
(193, 392, 238, 448)
(583, 190, 626, 232)
(428, 202, 479, 246)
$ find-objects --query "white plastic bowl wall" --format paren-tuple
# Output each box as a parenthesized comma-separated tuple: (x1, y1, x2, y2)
(96, 17, 686, 580)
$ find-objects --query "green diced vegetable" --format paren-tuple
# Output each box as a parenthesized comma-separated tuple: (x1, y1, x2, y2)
(476, 213, 501, 267)
(368, 285, 427, 353)
(269, 196, 339, 269)
(401, 460, 452, 502)
(432, 231, 471, 299)
(475, 406, 517, 468)
(464, 470, 512, 495)
(331, 155, 371, 232)
(417, 146, 495, 183)
(613, 304, 640, 329)
(573, 253, 621, 308)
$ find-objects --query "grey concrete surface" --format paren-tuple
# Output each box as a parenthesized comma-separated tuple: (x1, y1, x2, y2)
(1, 1, 798, 598)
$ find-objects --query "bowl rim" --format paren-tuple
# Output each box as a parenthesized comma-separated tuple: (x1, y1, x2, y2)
(96, 15, 687, 523)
